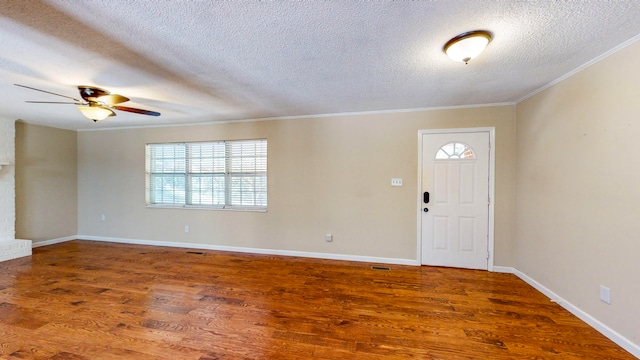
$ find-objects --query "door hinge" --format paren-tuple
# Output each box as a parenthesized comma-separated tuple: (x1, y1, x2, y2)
(486, 251, 490, 260)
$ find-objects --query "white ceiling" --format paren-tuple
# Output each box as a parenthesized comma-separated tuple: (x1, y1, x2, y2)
(1, 1, 640, 131)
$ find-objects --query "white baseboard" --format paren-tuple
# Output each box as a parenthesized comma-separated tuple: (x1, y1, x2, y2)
(492, 265, 514, 274)
(73, 235, 421, 266)
(495, 266, 639, 358)
(31, 236, 77, 248)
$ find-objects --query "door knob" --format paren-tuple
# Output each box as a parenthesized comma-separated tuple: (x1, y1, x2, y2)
(423, 207, 429, 213)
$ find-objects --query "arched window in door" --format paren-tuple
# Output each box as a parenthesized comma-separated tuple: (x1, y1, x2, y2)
(435, 142, 475, 159)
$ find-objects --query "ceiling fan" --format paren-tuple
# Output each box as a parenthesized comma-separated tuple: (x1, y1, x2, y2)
(15, 84, 160, 122)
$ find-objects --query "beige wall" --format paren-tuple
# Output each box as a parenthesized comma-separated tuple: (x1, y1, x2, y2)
(516, 40, 640, 344)
(77, 106, 516, 265)
(15, 122, 78, 242)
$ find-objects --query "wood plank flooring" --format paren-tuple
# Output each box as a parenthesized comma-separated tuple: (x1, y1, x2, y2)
(0, 240, 634, 359)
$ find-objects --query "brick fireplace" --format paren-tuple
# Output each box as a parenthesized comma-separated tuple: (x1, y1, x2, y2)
(0, 118, 31, 262)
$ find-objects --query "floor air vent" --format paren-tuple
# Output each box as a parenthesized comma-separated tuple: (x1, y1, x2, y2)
(371, 265, 391, 271)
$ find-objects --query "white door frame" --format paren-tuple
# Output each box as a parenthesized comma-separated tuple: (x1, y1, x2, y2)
(417, 127, 496, 271)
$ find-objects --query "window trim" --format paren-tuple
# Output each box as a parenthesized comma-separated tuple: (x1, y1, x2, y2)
(145, 139, 267, 212)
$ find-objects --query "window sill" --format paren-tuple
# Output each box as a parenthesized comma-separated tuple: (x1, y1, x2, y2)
(145, 204, 267, 213)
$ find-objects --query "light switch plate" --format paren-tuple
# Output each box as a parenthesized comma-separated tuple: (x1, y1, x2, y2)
(391, 178, 403, 186)
(600, 285, 611, 304)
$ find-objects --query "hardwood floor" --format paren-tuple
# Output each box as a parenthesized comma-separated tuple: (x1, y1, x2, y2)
(0, 240, 634, 359)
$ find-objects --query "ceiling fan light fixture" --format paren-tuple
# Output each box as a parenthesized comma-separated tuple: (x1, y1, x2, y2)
(444, 30, 492, 64)
(77, 105, 115, 122)
(17, 84, 160, 122)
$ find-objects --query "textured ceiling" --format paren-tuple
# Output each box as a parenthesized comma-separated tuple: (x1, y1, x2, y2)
(1, 0, 640, 130)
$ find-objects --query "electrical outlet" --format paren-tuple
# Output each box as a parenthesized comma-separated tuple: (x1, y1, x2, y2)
(184, 225, 190, 234)
(100, 214, 105, 221)
(600, 285, 611, 304)
(325, 234, 333, 242)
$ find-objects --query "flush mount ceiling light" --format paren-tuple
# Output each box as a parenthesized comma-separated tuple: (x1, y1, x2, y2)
(443, 30, 492, 64)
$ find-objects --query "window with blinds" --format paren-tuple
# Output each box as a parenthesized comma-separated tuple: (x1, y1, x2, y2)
(146, 139, 267, 210)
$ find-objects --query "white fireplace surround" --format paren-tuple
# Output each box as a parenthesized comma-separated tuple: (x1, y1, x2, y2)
(0, 118, 32, 262)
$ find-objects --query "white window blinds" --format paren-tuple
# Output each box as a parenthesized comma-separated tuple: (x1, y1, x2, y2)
(147, 139, 267, 210)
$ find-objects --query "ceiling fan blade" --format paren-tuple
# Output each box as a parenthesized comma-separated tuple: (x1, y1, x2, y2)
(26, 101, 84, 105)
(113, 105, 161, 117)
(15, 84, 82, 102)
(98, 94, 129, 105)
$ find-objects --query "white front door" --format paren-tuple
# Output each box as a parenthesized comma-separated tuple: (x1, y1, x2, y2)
(420, 130, 491, 270)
